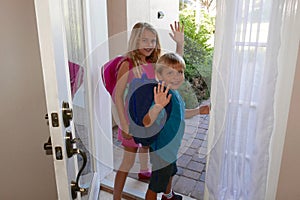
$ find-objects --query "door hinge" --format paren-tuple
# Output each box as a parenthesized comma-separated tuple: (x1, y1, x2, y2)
(43, 136, 52, 155)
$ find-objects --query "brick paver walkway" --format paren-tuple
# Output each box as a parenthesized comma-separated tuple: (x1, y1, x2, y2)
(173, 114, 209, 199)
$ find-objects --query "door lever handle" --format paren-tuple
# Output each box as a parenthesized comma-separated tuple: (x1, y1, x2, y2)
(65, 131, 88, 199)
(71, 149, 88, 199)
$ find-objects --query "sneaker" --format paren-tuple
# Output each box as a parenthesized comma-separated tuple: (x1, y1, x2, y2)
(138, 170, 151, 179)
(161, 191, 183, 200)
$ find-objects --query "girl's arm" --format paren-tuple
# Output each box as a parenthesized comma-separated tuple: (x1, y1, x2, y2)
(114, 61, 132, 139)
(143, 82, 172, 127)
(185, 105, 210, 119)
(169, 21, 184, 56)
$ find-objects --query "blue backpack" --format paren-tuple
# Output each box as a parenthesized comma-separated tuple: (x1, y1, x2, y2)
(127, 74, 172, 146)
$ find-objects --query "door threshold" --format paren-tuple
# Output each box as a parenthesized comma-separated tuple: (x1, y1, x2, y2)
(100, 184, 143, 200)
(101, 171, 147, 199)
(100, 171, 197, 200)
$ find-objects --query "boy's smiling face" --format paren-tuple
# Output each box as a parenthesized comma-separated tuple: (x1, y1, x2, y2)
(157, 64, 185, 90)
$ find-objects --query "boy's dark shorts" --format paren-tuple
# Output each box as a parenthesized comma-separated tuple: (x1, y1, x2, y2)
(148, 152, 178, 193)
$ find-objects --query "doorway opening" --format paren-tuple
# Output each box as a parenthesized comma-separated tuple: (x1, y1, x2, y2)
(103, 1, 216, 199)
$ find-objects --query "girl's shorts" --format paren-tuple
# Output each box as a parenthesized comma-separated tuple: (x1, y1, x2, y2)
(117, 128, 141, 147)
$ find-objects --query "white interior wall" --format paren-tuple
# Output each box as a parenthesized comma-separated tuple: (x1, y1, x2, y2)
(126, 0, 179, 53)
(83, 0, 114, 179)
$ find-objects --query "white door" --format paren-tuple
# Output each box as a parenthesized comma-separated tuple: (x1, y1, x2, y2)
(34, 0, 112, 199)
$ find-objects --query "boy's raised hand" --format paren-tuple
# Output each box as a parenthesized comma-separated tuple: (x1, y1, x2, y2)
(154, 82, 172, 108)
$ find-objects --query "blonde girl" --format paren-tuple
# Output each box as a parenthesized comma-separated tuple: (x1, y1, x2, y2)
(113, 21, 184, 200)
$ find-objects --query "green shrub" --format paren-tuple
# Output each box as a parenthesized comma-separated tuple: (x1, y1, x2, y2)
(180, 7, 215, 102)
(178, 80, 199, 109)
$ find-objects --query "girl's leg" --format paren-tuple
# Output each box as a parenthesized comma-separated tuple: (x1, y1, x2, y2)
(138, 146, 151, 179)
(138, 146, 150, 171)
(113, 146, 138, 200)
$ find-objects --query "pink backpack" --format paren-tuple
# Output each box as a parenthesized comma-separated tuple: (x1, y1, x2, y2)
(68, 61, 84, 98)
(101, 55, 132, 100)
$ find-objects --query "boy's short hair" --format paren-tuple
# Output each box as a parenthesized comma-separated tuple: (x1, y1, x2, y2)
(155, 52, 186, 74)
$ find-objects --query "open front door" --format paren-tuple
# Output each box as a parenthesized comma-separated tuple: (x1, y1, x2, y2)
(34, 0, 112, 199)
(35, 0, 82, 198)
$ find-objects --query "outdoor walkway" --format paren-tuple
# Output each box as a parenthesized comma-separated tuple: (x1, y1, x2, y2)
(112, 113, 210, 200)
(173, 114, 209, 199)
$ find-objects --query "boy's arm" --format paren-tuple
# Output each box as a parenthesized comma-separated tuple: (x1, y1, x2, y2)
(169, 21, 184, 56)
(185, 105, 210, 119)
(143, 104, 164, 127)
(143, 82, 172, 127)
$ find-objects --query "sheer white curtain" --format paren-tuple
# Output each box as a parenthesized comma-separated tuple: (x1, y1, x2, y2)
(206, 0, 299, 199)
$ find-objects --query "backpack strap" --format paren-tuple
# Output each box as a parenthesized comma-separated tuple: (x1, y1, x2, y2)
(115, 57, 134, 81)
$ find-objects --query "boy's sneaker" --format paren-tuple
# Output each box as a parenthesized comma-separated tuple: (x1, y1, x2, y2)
(161, 191, 183, 200)
(138, 170, 151, 179)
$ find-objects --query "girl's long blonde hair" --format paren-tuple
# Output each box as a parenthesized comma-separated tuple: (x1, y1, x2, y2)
(126, 22, 161, 68)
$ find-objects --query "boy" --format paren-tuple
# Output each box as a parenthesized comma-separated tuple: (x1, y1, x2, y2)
(141, 52, 210, 200)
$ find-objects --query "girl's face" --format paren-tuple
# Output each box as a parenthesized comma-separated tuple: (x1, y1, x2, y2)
(138, 29, 157, 58)
(157, 65, 185, 90)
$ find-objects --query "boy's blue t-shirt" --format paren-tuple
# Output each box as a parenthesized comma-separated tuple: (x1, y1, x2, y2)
(150, 90, 185, 164)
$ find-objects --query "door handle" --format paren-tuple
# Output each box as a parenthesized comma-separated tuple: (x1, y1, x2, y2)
(65, 131, 88, 199)
(70, 149, 88, 199)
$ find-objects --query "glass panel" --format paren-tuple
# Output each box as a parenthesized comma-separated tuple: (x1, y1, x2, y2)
(62, 0, 93, 196)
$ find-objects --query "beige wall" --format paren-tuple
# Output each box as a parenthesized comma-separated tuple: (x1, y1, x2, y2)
(107, 0, 128, 57)
(276, 44, 300, 199)
(0, 0, 57, 199)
